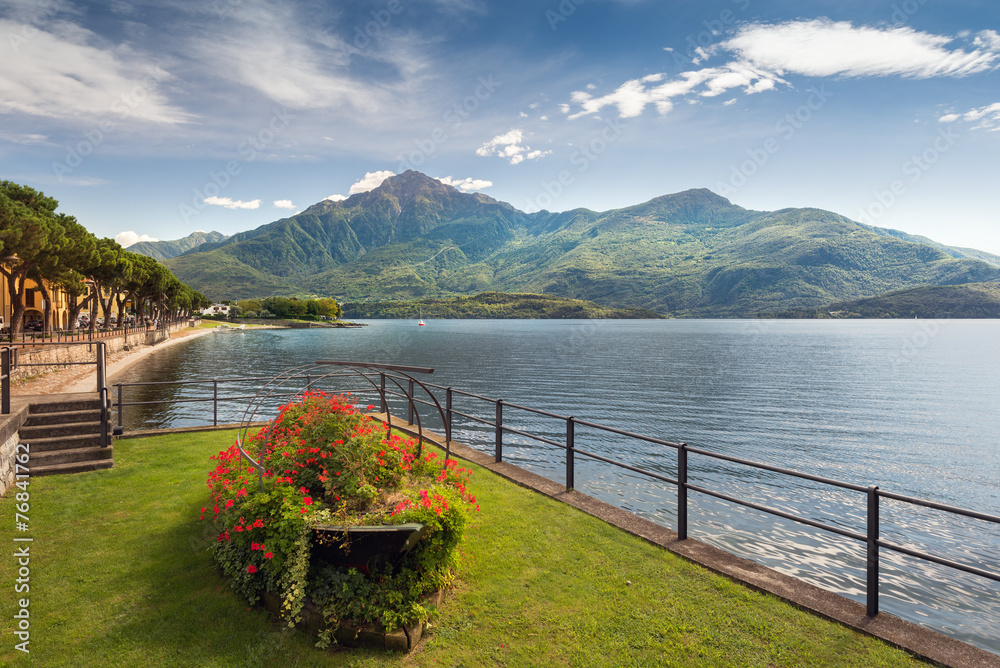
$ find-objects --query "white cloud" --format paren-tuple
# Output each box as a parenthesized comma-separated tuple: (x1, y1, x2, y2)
(567, 19, 1000, 120)
(0, 18, 191, 124)
(939, 102, 1000, 131)
(437, 176, 493, 191)
(203, 196, 261, 210)
(722, 19, 998, 79)
(348, 170, 395, 194)
(115, 230, 158, 247)
(973, 29, 1000, 51)
(325, 194, 347, 202)
(0, 131, 52, 145)
(568, 64, 784, 119)
(476, 129, 550, 165)
(182, 3, 421, 114)
(273, 199, 296, 209)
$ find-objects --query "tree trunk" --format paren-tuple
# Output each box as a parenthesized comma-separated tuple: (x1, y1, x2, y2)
(65, 288, 85, 332)
(1, 264, 32, 338)
(35, 281, 52, 333)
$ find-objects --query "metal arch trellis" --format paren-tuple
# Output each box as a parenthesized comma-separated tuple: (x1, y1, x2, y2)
(233, 361, 447, 492)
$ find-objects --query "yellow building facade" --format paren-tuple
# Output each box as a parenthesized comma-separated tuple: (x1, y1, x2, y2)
(0, 271, 117, 331)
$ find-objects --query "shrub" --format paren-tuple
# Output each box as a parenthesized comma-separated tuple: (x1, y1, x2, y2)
(202, 392, 478, 643)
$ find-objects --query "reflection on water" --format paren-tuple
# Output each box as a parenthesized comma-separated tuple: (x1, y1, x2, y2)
(115, 320, 1000, 654)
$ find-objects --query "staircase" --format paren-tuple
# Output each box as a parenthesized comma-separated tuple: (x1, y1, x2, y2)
(20, 397, 114, 476)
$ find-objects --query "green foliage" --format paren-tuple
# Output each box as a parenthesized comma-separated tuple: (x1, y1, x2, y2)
(343, 291, 664, 319)
(256, 296, 340, 319)
(203, 393, 478, 636)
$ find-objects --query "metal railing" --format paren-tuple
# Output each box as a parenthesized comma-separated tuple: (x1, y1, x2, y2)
(1, 341, 111, 448)
(107, 366, 1000, 621)
(398, 378, 1000, 620)
(0, 317, 188, 346)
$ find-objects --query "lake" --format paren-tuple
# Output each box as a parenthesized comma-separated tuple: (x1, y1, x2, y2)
(114, 318, 1000, 653)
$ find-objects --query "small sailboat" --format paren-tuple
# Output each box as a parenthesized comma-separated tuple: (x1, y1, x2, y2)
(418, 308, 426, 326)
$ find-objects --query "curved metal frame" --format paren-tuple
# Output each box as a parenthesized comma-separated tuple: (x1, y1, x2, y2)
(233, 361, 448, 491)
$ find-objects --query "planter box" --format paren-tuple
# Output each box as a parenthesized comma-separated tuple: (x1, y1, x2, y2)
(261, 589, 443, 652)
(312, 522, 427, 574)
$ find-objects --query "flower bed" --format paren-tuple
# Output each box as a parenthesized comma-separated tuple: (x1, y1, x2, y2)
(202, 392, 479, 648)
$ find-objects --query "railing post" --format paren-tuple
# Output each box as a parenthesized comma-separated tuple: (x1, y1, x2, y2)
(1, 348, 9, 415)
(97, 343, 109, 447)
(495, 399, 503, 463)
(100, 387, 109, 447)
(407, 379, 415, 424)
(116, 383, 123, 430)
(94, 342, 106, 393)
(867, 485, 880, 617)
(565, 417, 575, 491)
(677, 443, 688, 540)
(213, 379, 219, 426)
(445, 387, 453, 443)
(380, 373, 387, 414)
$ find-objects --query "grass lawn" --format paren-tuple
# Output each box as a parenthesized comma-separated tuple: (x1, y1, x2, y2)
(0, 430, 930, 667)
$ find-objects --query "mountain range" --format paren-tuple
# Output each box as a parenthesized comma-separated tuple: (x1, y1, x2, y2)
(151, 171, 1000, 316)
(128, 230, 228, 261)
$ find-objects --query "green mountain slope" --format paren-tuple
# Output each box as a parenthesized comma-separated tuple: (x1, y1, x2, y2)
(129, 230, 228, 260)
(775, 282, 1000, 318)
(165, 172, 1000, 316)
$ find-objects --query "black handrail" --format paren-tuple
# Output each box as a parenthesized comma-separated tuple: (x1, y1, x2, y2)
(1, 340, 109, 422)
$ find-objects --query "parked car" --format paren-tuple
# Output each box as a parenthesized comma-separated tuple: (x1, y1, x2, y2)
(25, 321, 44, 332)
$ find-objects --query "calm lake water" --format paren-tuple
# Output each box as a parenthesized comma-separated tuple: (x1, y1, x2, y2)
(115, 319, 1000, 653)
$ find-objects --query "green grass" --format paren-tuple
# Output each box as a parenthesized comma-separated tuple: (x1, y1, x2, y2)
(0, 431, 929, 667)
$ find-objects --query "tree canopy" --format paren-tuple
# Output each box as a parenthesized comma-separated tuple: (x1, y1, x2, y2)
(0, 181, 206, 335)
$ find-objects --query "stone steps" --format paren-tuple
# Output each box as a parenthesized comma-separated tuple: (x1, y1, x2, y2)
(21, 396, 114, 477)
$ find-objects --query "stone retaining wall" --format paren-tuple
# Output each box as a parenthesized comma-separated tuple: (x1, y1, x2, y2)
(0, 405, 28, 497)
(8, 320, 190, 383)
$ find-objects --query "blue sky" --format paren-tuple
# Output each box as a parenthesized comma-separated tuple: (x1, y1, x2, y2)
(1, 0, 999, 254)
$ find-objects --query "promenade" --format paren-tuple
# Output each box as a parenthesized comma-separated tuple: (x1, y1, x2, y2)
(9, 326, 216, 397)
